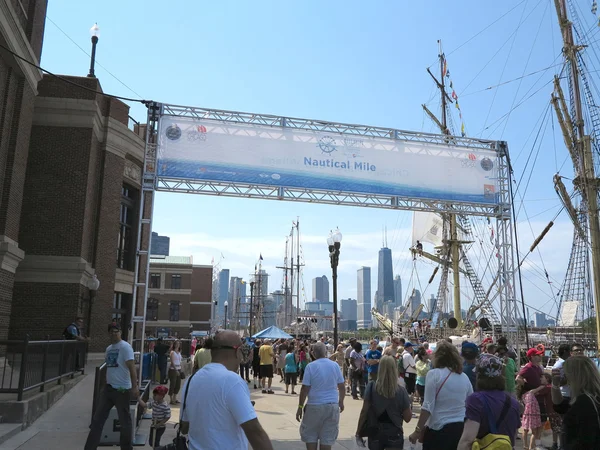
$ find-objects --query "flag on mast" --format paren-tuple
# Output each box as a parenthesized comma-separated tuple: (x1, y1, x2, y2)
(259, 254, 263, 261)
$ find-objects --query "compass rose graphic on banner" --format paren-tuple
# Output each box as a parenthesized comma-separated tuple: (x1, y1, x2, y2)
(317, 136, 337, 154)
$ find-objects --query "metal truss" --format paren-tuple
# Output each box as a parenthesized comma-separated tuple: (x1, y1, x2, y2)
(131, 102, 519, 357)
(160, 104, 500, 151)
(157, 177, 504, 217)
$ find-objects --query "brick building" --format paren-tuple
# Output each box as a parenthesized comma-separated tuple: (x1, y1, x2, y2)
(9, 73, 148, 351)
(147, 256, 213, 337)
(0, 0, 47, 341)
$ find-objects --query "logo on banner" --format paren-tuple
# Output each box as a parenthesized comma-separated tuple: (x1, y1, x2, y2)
(480, 157, 494, 171)
(318, 136, 337, 154)
(165, 124, 182, 141)
(484, 184, 495, 198)
(188, 125, 208, 142)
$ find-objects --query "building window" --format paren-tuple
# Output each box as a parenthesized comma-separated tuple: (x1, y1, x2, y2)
(171, 274, 181, 289)
(117, 185, 137, 271)
(150, 273, 161, 289)
(147, 298, 159, 321)
(169, 301, 180, 321)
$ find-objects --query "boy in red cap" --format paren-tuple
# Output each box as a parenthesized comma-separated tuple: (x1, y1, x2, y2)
(139, 385, 171, 448)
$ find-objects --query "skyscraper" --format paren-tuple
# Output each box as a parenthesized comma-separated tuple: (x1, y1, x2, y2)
(151, 232, 170, 255)
(341, 298, 357, 321)
(376, 247, 394, 311)
(428, 294, 436, 314)
(217, 269, 230, 319)
(228, 277, 246, 317)
(393, 275, 402, 306)
(312, 275, 330, 302)
(357, 267, 372, 329)
(407, 289, 421, 318)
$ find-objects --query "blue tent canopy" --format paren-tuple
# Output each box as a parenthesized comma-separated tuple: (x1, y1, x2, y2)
(252, 325, 293, 340)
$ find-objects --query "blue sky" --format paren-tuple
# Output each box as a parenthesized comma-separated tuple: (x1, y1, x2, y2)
(40, 0, 598, 321)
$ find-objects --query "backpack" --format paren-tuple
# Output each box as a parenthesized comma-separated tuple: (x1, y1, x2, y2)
(397, 354, 405, 374)
(472, 394, 513, 450)
(63, 325, 76, 340)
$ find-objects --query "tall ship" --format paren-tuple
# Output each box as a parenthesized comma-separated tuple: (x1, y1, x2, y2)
(373, 0, 600, 353)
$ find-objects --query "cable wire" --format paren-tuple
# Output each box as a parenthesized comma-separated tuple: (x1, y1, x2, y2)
(0, 41, 148, 105)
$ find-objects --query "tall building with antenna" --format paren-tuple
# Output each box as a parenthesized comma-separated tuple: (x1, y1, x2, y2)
(376, 228, 395, 312)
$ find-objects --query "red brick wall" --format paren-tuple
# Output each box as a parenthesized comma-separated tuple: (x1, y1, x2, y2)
(90, 151, 124, 351)
(19, 126, 94, 256)
(10, 282, 84, 339)
(0, 269, 15, 340)
(0, 79, 35, 242)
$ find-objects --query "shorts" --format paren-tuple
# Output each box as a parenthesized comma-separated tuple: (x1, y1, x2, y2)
(405, 373, 416, 395)
(259, 364, 273, 379)
(368, 423, 403, 450)
(300, 403, 340, 445)
(285, 372, 298, 385)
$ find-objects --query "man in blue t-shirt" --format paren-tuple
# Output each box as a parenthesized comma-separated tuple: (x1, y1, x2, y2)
(462, 341, 479, 391)
(365, 340, 382, 382)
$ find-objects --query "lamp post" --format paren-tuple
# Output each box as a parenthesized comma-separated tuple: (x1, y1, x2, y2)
(87, 23, 100, 78)
(224, 301, 229, 330)
(328, 228, 342, 349)
(86, 274, 100, 338)
(249, 281, 255, 336)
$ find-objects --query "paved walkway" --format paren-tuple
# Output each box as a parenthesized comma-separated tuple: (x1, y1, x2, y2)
(0, 367, 555, 450)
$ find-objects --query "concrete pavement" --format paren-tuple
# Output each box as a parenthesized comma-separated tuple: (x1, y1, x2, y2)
(0, 366, 555, 450)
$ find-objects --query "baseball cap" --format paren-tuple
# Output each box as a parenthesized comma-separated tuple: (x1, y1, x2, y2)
(153, 385, 168, 396)
(526, 348, 544, 358)
(461, 341, 479, 357)
(404, 342, 413, 348)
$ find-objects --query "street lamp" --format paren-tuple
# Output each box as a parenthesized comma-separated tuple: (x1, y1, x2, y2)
(328, 228, 342, 348)
(224, 301, 229, 330)
(86, 274, 100, 337)
(87, 23, 100, 78)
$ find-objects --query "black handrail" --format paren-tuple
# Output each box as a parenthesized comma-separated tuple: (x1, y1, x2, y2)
(0, 337, 87, 400)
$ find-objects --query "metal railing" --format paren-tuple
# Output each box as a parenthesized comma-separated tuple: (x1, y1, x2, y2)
(0, 337, 87, 400)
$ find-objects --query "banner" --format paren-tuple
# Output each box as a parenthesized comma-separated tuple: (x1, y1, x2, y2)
(157, 116, 500, 204)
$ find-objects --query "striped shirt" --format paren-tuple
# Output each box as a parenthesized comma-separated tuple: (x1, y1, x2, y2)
(148, 400, 171, 427)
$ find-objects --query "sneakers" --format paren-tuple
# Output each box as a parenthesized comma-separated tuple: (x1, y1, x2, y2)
(262, 389, 267, 393)
(254, 384, 258, 389)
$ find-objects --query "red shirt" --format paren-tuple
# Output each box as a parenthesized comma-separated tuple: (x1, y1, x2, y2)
(518, 362, 542, 392)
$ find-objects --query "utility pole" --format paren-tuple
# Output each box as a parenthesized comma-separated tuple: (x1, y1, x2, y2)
(554, 0, 600, 349)
(423, 40, 463, 327)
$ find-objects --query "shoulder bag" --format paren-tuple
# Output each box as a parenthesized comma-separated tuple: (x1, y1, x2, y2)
(161, 370, 197, 450)
(357, 382, 379, 438)
(472, 394, 512, 450)
(418, 369, 452, 443)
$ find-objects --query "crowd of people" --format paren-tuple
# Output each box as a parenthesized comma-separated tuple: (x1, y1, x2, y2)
(84, 324, 600, 450)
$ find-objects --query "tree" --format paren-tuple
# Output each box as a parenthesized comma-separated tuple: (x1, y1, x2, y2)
(579, 317, 597, 333)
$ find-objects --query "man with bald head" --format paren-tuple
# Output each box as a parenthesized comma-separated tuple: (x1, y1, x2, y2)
(181, 330, 273, 450)
(296, 342, 345, 450)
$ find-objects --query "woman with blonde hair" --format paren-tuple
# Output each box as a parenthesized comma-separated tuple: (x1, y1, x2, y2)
(355, 355, 412, 450)
(562, 355, 600, 448)
(408, 340, 473, 450)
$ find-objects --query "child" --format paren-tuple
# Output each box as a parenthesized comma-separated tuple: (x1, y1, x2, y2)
(520, 375, 548, 450)
(139, 385, 171, 449)
(541, 372, 562, 450)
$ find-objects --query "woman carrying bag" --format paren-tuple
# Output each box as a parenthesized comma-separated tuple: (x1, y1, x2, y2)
(408, 340, 473, 450)
(355, 356, 412, 450)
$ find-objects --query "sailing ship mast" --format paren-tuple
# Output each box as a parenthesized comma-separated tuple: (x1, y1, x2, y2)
(421, 40, 464, 328)
(553, 0, 600, 348)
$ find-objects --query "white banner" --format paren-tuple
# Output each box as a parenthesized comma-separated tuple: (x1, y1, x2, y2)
(157, 116, 500, 204)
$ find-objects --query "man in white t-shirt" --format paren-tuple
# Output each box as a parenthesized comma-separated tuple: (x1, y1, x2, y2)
(85, 323, 138, 450)
(181, 330, 273, 450)
(296, 342, 345, 450)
